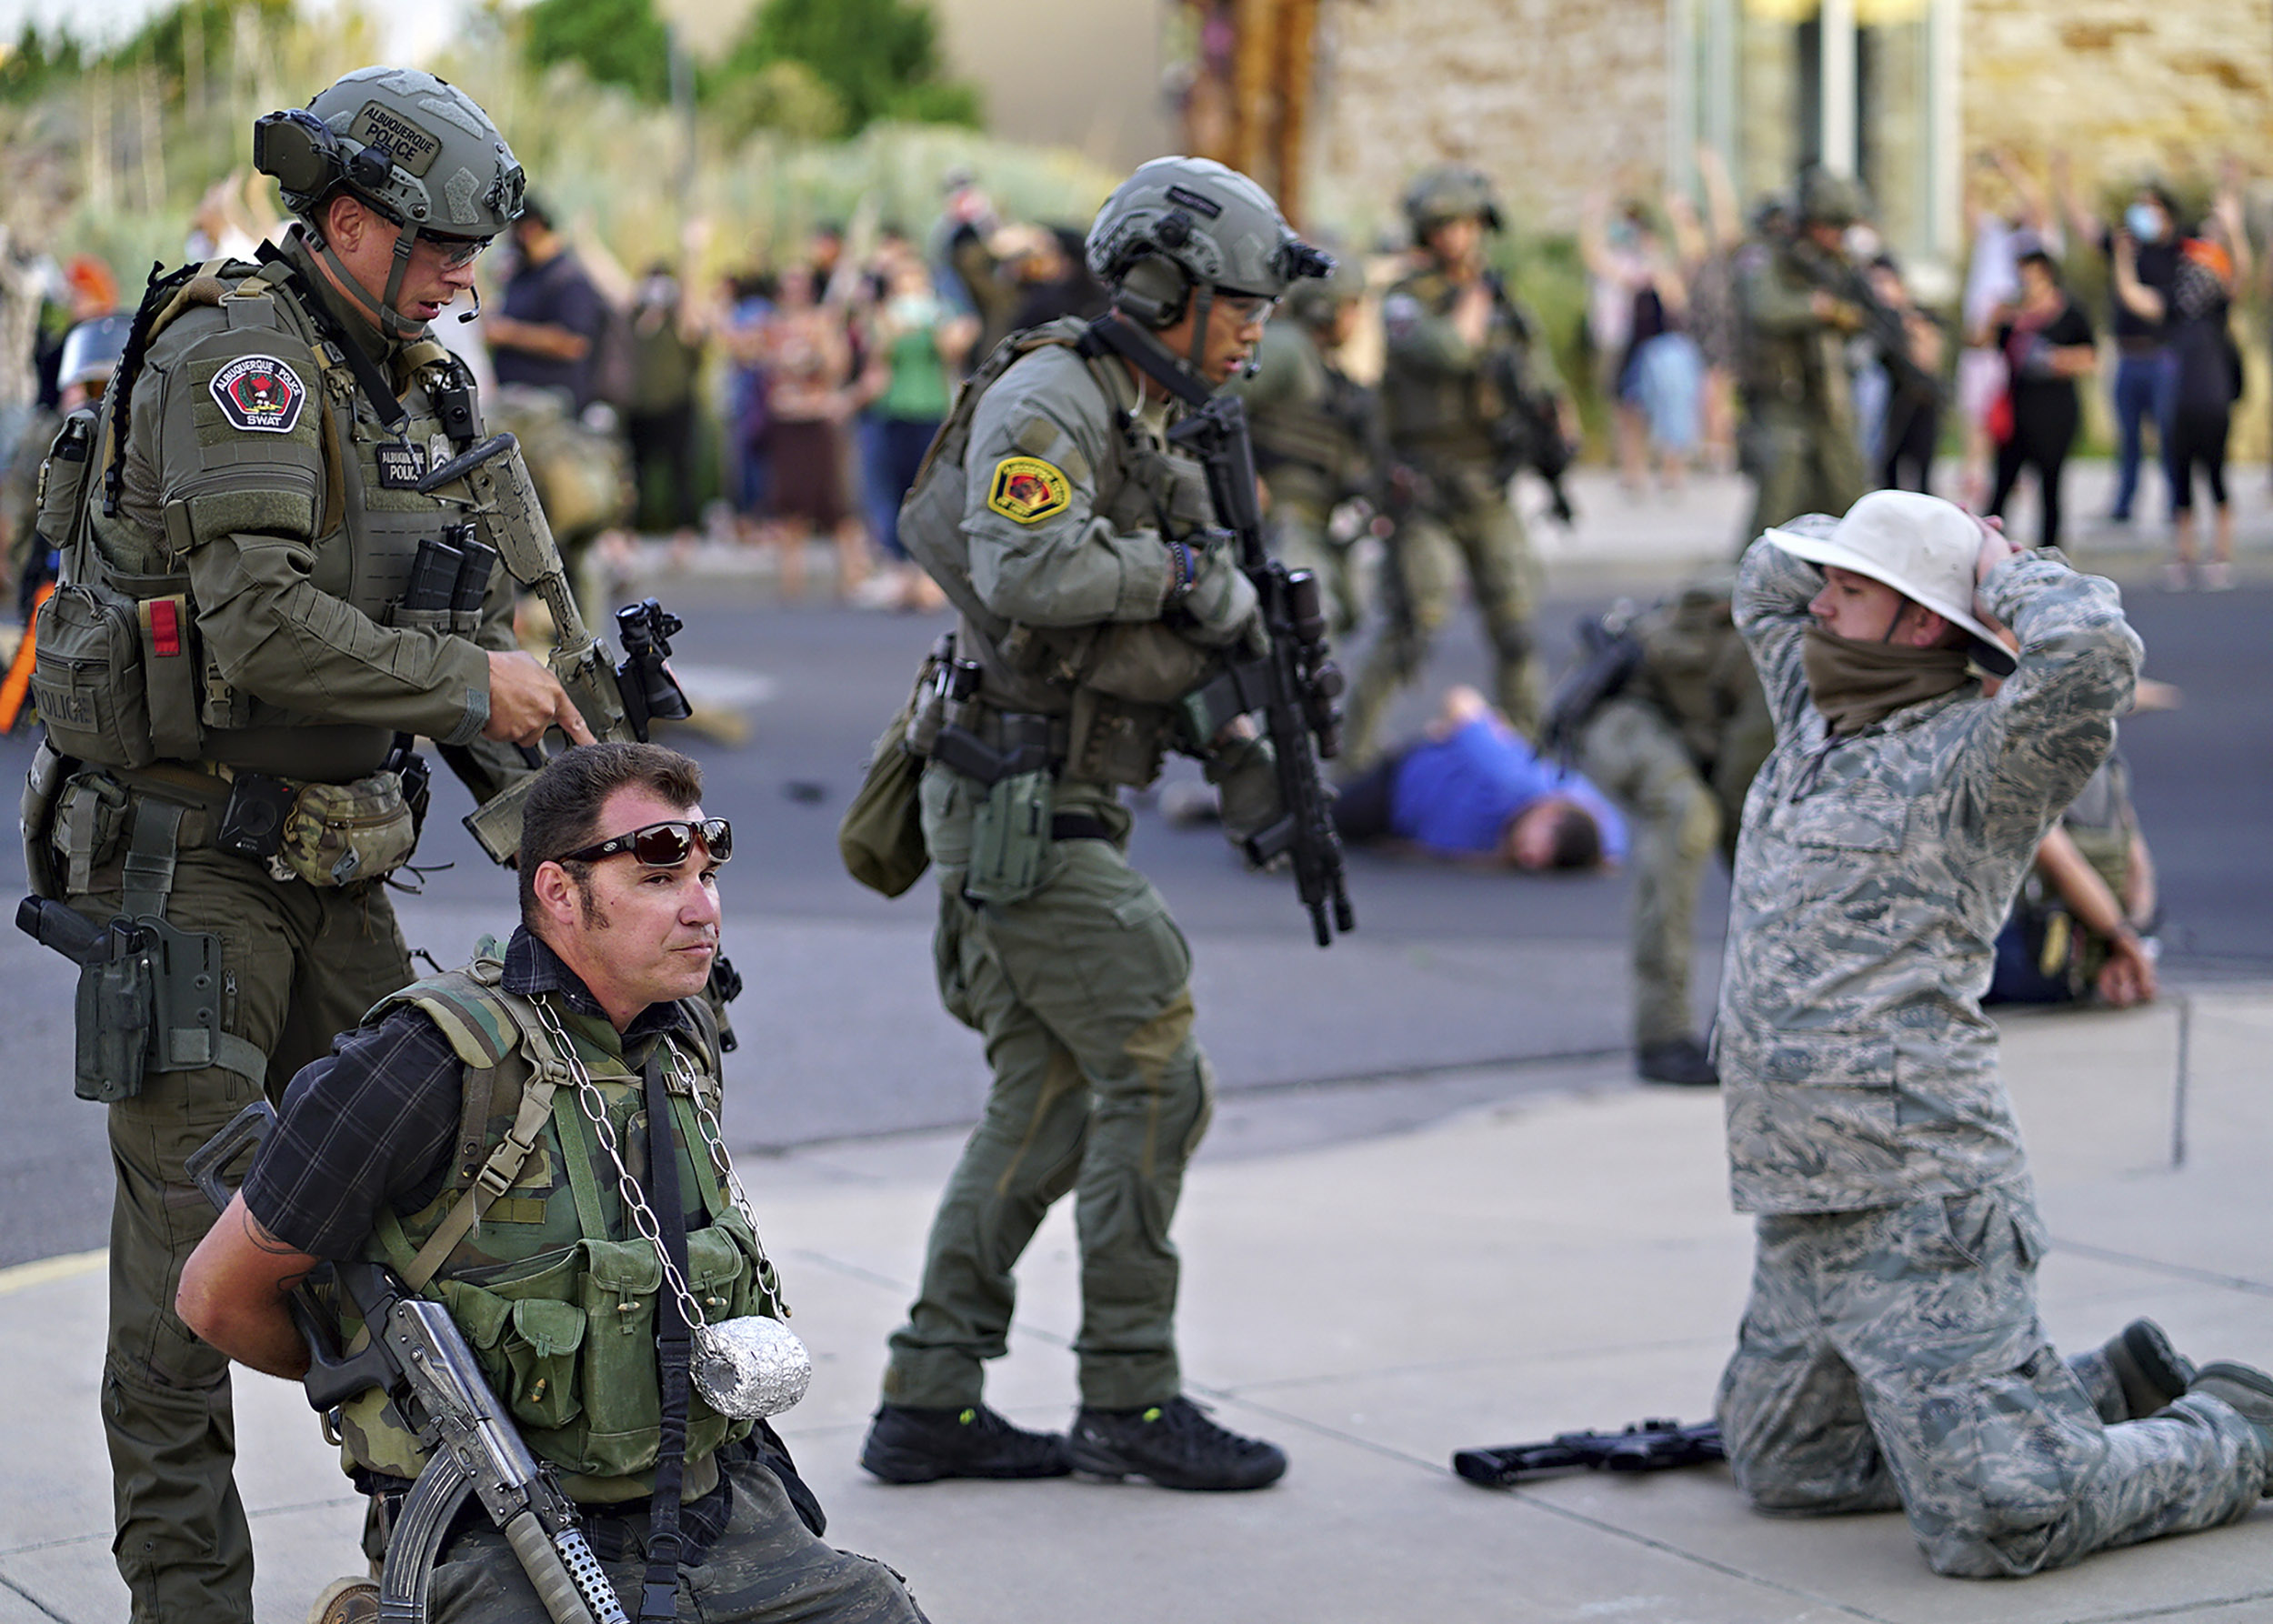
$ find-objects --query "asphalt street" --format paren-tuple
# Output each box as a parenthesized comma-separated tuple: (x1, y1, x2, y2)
(0, 542, 2267, 1268)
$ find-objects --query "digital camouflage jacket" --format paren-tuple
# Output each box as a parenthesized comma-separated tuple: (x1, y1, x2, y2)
(1717, 539, 2141, 1214)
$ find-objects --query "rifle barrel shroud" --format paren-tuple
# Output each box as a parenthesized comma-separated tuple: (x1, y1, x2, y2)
(1166, 394, 1355, 947)
(185, 1102, 629, 1624)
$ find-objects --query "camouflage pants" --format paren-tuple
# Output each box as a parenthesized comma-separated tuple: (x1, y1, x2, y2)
(1717, 1182, 2266, 1577)
(883, 765, 1214, 1410)
(1267, 490, 1365, 637)
(70, 818, 416, 1624)
(1743, 405, 1868, 546)
(428, 1458, 926, 1622)
(1577, 698, 1719, 1048)
(1345, 466, 1541, 764)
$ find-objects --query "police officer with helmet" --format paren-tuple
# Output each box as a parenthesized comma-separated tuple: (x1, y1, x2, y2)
(1736, 164, 1873, 541)
(24, 65, 589, 1623)
(858, 155, 1325, 1491)
(1226, 247, 1377, 635)
(1343, 164, 1574, 764)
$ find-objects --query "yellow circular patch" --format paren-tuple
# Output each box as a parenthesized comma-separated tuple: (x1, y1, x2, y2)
(986, 456, 1073, 524)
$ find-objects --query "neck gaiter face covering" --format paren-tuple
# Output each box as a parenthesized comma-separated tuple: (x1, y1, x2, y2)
(1802, 625, 1974, 735)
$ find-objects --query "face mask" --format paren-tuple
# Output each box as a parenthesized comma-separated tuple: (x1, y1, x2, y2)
(2126, 204, 2164, 244)
(1802, 626, 1974, 735)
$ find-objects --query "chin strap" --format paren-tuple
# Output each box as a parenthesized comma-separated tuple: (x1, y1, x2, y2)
(309, 216, 431, 345)
(1184, 283, 1216, 377)
(1081, 310, 1214, 411)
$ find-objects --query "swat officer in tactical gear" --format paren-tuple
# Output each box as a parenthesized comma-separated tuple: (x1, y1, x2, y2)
(1226, 247, 1377, 635)
(179, 744, 926, 1624)
(859, 155, 1313, 1493)
(1736, 165, 1873, 543)
(1717, 491, 2273, 1576)
(27, 65, 590, 1624)
(1554, 570, 1770, 1086)
(1342, 164, 1572, 765)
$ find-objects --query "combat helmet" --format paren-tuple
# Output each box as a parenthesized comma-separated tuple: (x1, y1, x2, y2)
(57, 314, 131, 396)
(1796, 165, 1865, 229)
(1402, 165, 1504, 241)
(1086, 155, 1330, 376)
(254, 65, 525, 336)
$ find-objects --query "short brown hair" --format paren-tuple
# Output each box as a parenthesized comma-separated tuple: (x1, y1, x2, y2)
(517, 742, 704, 927)
(1546, 803, 1605, 870)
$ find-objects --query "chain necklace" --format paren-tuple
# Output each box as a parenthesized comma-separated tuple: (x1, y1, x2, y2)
(531, 995, 809, 1418)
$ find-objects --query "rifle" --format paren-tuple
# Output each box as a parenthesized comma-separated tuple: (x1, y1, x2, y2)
(1788, 239, 1943, 412)
(415, 434, 691, 865)
(1086, 315, 1354, 947)
(1537, 608, 1643, 765)
(1481, 273, 1577, 527)
(1453, 1418, 1724, 1489)
(185, 1102, 629, 1624)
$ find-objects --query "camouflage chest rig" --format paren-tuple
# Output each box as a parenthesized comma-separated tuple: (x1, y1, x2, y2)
(335, 943, 787, 1504)
(896, 315, 1221, 793)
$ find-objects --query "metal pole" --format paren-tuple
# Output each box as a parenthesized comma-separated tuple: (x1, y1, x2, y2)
(1819, 0, 1857, 178)
(2171, 993, 2191, 1171)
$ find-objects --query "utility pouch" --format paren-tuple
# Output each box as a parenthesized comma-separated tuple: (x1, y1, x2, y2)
(20, 742, 71, 901)
(278, 772, 416, 887)
(33, 409, 97, 554)
(962, 713, 1056, 905)
(837, 696, 930, 899)
(30, 583, 155, 768)
(73, 915, 236, 1102)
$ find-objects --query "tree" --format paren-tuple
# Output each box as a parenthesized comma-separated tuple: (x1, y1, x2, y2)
(722, 0, 978, 135)
(523, 0, 672, 103)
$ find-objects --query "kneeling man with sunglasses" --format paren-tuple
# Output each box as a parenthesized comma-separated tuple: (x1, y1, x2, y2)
(181, 743, 929, 1623)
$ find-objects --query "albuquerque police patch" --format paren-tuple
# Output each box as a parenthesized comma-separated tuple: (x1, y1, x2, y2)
(208, 356, 307, 435)
(986, 456, 1071, 524)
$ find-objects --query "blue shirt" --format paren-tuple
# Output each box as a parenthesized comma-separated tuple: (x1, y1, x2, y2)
(1388, 716, 1627, 860)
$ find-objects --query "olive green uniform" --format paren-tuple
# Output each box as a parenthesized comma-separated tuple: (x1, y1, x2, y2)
(1347, 267, 1559, 760)
(1737, 236, 1869, 542)
(35, 233, 526, 1624)
(886, 326, 1267, 1412)
(1573, 582, 1770, 1048)
(1226, 317, 1372, 634)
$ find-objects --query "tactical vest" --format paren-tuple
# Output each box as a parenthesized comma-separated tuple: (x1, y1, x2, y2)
(333, 951, 780, 1505)
(898, 319, 1225, 787)
(1377, 268, 1525, 464)
(1629, 588, 1755, 769)
(33, 254, 480, 782)
(1245, 324, 1364, 497)
(1737, 243, 1833, 407)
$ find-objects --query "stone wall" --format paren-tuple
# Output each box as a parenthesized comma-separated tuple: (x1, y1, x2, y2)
(1962, 0, 2273, 187)
(1307, 0, 1671, 236)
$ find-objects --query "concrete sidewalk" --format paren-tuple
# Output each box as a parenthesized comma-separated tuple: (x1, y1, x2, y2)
(5, 987, 2271, 1624)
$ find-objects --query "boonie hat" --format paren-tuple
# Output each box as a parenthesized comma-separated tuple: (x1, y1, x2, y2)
(1764, 490, 2018, 677)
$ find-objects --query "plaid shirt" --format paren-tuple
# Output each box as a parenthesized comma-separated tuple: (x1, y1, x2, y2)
(243, 927, 695, 1260)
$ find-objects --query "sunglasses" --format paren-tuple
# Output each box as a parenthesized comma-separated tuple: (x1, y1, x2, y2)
(558, 817, 732, 868)
(1213, 290, 1278, 325)
(416, 229, 493, 269)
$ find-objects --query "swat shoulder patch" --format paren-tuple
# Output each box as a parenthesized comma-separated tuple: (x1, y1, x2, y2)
(986, 456, 1072, 524)
(209, 356, 307, 435)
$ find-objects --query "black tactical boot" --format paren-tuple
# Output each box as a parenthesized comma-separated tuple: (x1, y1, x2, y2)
(858, 1403, 1073, 1483)
(2186, 1363, 2273, 1495)
(1069, 1397, 1287, 1490)
(2069, 1318, 2198, 1423)
(1637, 1037, 1717, 1087)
